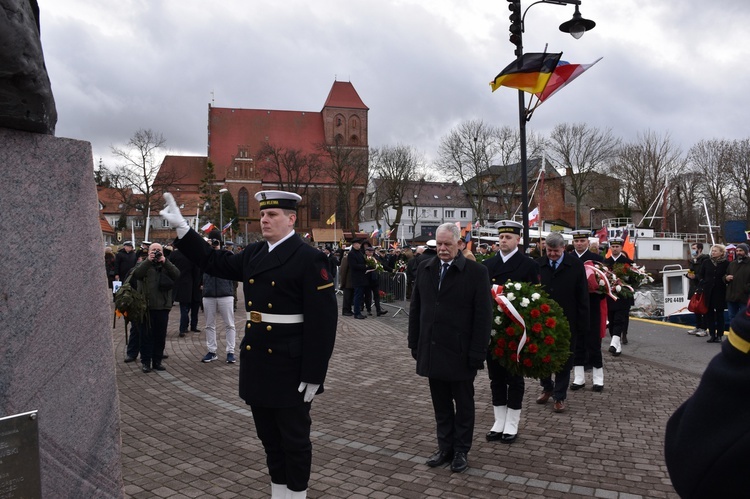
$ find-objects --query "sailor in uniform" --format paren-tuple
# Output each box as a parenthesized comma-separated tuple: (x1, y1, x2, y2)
(161, 190, 337, 499)
(481, 220, 540, 443)
(604, 237, 634, 355)
(570, 229, 606, 392)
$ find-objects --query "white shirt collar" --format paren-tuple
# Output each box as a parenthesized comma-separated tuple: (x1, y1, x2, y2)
(267, 230, 295, 252)
(500, 247, 518, 263)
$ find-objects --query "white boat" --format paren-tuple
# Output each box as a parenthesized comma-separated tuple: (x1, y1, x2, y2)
(660, 263, 728, 327)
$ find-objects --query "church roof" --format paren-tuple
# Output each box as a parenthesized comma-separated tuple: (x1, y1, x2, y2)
(322, 81, 369, 110)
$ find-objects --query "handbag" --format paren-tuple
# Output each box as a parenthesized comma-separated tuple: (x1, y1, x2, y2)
(688, 290, 708, 315)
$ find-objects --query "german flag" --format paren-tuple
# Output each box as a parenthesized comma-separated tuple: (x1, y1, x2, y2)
(490, 52, 562, 93)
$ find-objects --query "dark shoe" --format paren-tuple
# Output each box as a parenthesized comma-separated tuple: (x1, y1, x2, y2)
(190, 328, 201, 332)
(450, 452, 468, 473)
(608, 345, 616, 354)
(342, 311, 353, 316)
(141, 364, 152, 373)
(536, 391, 553, 404)
(426, 449, 453, 467)
(124, 356, 136, 363)
(486, 431, 503, 442)
(622, 332, 628, 345)
(553, 400, 566, 413)
(353, 314, 367, 320)
(377, 309, 388, 316)
(179, 332, 186, 338)
(592, 384, 603, 392)
(707, 337, 716, 343)
(500, 433, 518, 444)
(570, 383, 585, 391)
(152, 363, 166, 371)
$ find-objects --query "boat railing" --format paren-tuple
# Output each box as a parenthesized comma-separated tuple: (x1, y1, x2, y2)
(652, 232, 708, 243)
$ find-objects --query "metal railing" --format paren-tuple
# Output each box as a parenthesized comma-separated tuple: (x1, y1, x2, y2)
(378, 272, 407, 301)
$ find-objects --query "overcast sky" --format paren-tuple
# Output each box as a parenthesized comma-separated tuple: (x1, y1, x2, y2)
(40, 0, 750, 171)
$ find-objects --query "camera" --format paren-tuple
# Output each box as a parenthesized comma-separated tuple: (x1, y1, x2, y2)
(153, 250, 163, 260)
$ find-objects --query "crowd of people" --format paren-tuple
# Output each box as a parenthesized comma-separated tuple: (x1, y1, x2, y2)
(104, 197, 750, 497)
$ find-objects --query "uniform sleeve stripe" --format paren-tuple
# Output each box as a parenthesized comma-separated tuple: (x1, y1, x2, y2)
(316, 282, 334, 291)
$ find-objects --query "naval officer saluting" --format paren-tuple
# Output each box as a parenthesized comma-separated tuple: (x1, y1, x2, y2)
(161, 190, 337, 499)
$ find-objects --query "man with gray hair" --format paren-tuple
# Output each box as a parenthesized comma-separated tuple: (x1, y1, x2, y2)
(535, 232, 589, 413)
(408, 222, 492, 472)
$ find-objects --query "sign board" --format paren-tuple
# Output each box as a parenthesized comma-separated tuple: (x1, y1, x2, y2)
(0, 411, 41, 499)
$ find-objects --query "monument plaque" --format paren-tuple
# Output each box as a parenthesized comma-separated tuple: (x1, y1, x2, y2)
(0, 411, 41, 499)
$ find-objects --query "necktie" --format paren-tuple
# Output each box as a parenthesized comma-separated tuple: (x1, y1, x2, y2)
(550, 260, 557, 271)
(439, 263, 450, 288)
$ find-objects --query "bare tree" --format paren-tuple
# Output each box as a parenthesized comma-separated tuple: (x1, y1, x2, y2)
(546, 123, 620, 227)
(725, 138, 750, 222)
(614, 130, 685, 226)
(436, 120, 497, 225)
(369, 145, 427, 237)
(688, 139, 734, 239)
(256, 142, 322, 199)
(105, 129, 175, 227)
(317, 139, 369, 230)
(670, 170, 703, 233)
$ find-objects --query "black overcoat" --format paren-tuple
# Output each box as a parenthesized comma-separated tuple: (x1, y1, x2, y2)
(605, 253, 634, 309)
(482, 251, 540, 288)
(537, 254, 590, 341)
(698, 257, 729, 309)
(175, 229, 337, 407)
(408, 253, 492, 381)
(169, 248, 202, 304)
(347, 248, 368, 287)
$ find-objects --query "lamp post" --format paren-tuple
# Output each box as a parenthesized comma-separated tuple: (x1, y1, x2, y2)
(219, 188, 228, 236)
(507, 0, 595, 249)
(590, 206, 596, 231)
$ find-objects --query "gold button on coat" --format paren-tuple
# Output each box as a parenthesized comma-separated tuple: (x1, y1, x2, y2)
(266, 325, 272, 331)
(268, 303, 273, 309)
(246, 345, 251, 351)
(267, 348, 272, 354)
(271, 281, 275, 286)
(247, 301, 252, 306)
(249, 279, 255, 284)
(247, 323, 251, 329)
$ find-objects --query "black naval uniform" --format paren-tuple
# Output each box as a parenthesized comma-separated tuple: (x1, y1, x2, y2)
(482, 250, 540, 410)
(175, 228, 337, 492)
(573, 249, 605, 370)
(604, 253, 634, 343)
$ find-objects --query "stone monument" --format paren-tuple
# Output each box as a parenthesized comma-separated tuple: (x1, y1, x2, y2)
(0, 1, 124, 497)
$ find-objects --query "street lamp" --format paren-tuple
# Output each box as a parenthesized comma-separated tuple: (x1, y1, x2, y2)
(219, 188, 228, 237)
(590, 206, 596, 231)
(507, 0, 595, 249)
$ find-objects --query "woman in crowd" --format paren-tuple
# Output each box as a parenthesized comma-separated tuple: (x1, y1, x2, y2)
(697, 243, 729, 343)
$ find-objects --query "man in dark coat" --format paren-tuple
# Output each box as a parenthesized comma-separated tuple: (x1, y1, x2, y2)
(481, 220, 540, 443)
(347, 238, 368, 319)
(536, 232, 589, 413)
(665, 302, 750, 498)
(169, 245, 203, 336)
(161, 190, 336, 499)
(114, 240, 137, 282)
(570, 229, 606, 392)
(604, 237, 634, 356)
(408, 223, 492, 473)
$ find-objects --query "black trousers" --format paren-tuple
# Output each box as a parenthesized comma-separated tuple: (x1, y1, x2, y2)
(428, 377, 476, 454)
(251, 403, 312, 492)
(486, 356, 524, 409)
(573, 295, 603, 368)
(364, 282, 382, 312)
(608, 305, 631, 337)
(140, 309, 170, 366)
(540, 333, 576, 401)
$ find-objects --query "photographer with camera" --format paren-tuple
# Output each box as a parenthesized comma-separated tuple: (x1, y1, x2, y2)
(131, 242, 180, 373)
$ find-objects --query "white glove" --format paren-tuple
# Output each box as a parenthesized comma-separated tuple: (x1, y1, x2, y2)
(160, 192, 190, 238)
(297, 382, 320, 403)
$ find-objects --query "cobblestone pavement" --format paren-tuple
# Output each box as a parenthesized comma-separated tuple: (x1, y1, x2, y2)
(115, 292, 700, 498)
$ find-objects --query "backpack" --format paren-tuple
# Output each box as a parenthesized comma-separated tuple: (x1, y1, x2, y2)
(114, 271, 147, 325)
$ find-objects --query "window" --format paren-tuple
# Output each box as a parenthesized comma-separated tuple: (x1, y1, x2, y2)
(161, 218, 170, 228)
(238, 188, 249, 217)
(310, 192, 321, 220)
(408, 209, 414, 217)
(460, 210, 467, 218)
(653, 244, 661, 251)
(445, 210, 454, 218)
(408, 225, 414, 234)
(370, 209, 374, 218)
(134, 219, 143, 228)
(433, 210, 438, 217)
